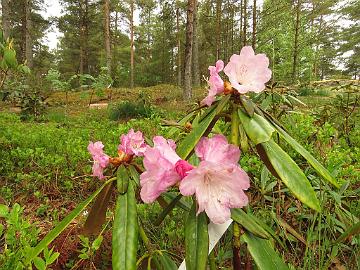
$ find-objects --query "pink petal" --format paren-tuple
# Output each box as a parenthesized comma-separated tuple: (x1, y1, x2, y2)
(175, 160, 194, 179)
(179, 161, 250, 224)
(202, 60, 225, 106)
(223, 46, 271, 94)
(195, 135, 240, 164)
(88, 141, 110, 179)
(140, 136, 182, 203)
(153, 136, 181, 165)
(118, 129, 147, 156)
(88, 141, 105, 157)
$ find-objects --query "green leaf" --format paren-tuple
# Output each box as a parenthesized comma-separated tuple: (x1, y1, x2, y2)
(154, 194, 182, 226)
(26, 178, 116, 264)
(335, 221, 360, 244)
(167, 111, 195, 138)
(3, 47, 17, 68)
(0, 204, 9, 217)
(230, 107, 240, 145)
(239, 95, 255, 117)
(231, 209, 270, 239)
(238, 110, 275, 144)
(83, 181, 115, 235)
(177, 95, 230, 159)
(261, 140, 320, 212)
(185, 201, 209, 270)
(92, 235, 104, 250)
(162, 193, 191, 211)
(33, 257, 46, 270)
(128, 165, 140, 186)
(117, 164, 129, 194)
(48, 252, 60, 265)
(273, 123, 339, 188)
(242, 232, 289, 270)
(112, 182, 138, 270)
(157, 253, 178, 270)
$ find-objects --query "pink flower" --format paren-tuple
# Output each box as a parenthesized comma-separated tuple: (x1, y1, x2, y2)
(201, 60, 225, 106)
(140, 136, 183, 203)
(88, 141, 110, 179)
(175, 160, 194, 179)
(179, 135, 250, 224)
(223, 46, 271, 94)
(118, 129, 147, 156)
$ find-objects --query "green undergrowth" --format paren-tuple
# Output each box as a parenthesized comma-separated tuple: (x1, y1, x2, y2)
(0, 90, 359, 269)
(0, 111, 166, 203)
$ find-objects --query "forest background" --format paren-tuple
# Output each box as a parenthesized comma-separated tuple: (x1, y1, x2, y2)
(0, 0, 359, 96)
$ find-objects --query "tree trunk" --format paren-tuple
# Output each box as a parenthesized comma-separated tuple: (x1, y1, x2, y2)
(113, 10, 118, 65)
(192, 0, 200, 86)
(79, 0, 88, 74)
(25, 0, 33, 68)
(252, 0, 256, 50)
(104, 0, 111, 75)
(130, 0, 134, 89)
(239, 0, 243, 52)
(243, 0, 247, 47)
(215, 0, 222, 60)
(183, 0, 196, 100)
(1, 0, 10, 40)
(292, 0, 301, 82)
(176, 6, 181, 86)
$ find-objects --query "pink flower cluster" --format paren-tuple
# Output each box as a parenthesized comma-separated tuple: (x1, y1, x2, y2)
(202, 46, 272, 106)
(87, 141, 109, 179)
(140, 135, 250, 224)
(88, 129, 250, 224)
(88, 129, 147, 179)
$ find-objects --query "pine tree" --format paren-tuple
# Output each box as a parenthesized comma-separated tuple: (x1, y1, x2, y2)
(183, 0, 196, 100)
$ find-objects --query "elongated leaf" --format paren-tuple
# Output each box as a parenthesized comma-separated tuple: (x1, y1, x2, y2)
(231, 209, 270, 239)
(157, 253, 178, 270)
(273, 123, 339, 188)
(256, 144, 280, 179)
(83, 181, 115, 235)
(26, 178, 116, 264)
(177, 95, 230, 159)
(162, 193, 190, 211)
(167, 111, 195, 138)
(239, 95, 255, 117)
(128, 165, 140, 186)
(185, 201, 209, 270)
(112, 182, 138, 270)
(230, 107, 240, 145)
(154, 194, 182, 226)
(261, 140, 320, 212)
(276, 216, 307, 245)
(4, 47, 17, 68)
(245, 211, 286, 249)
(335, 221, 360, 244)
(117, 164, 129, 194)
(242, 233, 289, 270)
(238, 110, 275, 144)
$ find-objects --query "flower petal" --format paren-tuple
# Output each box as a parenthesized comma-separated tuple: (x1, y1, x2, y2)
(195, 135, 240, 164)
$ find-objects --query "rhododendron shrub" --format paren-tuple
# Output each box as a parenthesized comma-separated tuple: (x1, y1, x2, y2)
(31, 47, 339, 270)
